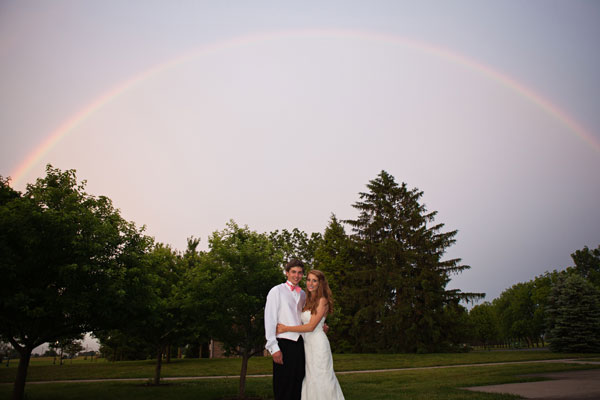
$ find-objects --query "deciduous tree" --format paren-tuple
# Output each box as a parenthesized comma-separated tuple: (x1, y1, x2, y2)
(269, 228, 322, 267)
(202, 221, 283, 399)
(469, 302, 499, 349)
(313, 215, 356, 352)
(0, 167, 151, 400)
(571, 245, 600, 288)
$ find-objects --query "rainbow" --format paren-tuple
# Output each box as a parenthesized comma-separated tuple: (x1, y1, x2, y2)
(9, 29, 599, 186)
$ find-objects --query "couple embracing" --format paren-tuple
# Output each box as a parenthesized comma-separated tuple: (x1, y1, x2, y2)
(264, 259, 345, 400)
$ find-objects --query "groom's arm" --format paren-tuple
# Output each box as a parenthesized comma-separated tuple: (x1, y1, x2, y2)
(264, 287, 281, 360)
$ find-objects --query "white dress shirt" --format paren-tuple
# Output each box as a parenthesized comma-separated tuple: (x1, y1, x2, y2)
(264, 281, 306, 355)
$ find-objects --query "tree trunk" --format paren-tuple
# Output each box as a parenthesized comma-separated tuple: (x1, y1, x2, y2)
(166, 344, 171, 363)
(12, 346, 32, 400)
(154, 345, 163, 385)
(238, 352, 249, 399)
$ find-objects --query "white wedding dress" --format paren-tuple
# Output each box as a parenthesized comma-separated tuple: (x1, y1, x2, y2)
(301, 310, 345, 400)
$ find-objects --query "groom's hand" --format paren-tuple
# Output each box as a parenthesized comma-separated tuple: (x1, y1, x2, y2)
(323, 323, 329, 334)
(272, 351, 283, 365)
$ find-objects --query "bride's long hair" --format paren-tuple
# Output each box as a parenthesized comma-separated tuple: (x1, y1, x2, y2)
(304, 270, 334, 315)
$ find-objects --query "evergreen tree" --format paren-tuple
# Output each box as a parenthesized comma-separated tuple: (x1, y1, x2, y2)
(546, 274, 600, 352)
(343, 170, 483, 352)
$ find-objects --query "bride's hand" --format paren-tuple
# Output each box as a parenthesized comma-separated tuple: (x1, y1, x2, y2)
(276, 323, 287, 334)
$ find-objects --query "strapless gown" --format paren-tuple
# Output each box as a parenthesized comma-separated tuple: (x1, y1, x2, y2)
(300, 310, 345, 400)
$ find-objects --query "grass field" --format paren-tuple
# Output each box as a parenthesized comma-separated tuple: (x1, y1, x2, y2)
(0, 350, 597, 383)
(1, 351, 599, 399)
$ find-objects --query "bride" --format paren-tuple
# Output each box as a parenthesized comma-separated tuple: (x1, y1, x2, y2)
(277, 270, 345, 400)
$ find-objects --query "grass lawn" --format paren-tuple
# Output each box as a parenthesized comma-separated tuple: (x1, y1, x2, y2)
(0, 350, 597, 383)
(1, 361, 598, 399)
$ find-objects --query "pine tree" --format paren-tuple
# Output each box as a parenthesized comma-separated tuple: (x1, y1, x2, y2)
(546, 274, 600, 352)
(343, 170, 482, 352)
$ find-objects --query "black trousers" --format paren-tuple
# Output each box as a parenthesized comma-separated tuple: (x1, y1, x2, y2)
(273, 337, 305, 400)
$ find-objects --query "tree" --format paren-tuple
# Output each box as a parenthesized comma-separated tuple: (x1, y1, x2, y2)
(0, 167, 152, 400)
(49, 335, 84, 365)
(530, 272, 557, 347)
(492, 271, 564, 349)
(178, 237, 212, 359)
(269, 228, 323, 267)
(201, 221, 283, 399)
(313, 215, 356, 352)
(95, 330, 153, 361)
(97, 243, 194, 385)
(41, 348, 58, 358)
(63, 338, 84, 361)
(141, 243, 194, 384)
(341, 171, 483, 352)
(546, 274, 600, 352)
(571, 245, 600, 288)
(469, 302, 499, 349)
(0, 341, 16, 367)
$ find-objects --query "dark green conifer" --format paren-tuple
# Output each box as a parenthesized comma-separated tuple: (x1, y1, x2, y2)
(546, 274, 600, 352)
(340, 171, 483, 352)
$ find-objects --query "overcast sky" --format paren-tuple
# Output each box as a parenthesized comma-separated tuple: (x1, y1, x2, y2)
(2, 1, 599, 313)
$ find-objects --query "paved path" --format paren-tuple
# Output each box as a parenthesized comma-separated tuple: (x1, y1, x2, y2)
(465, 368, 600, 399)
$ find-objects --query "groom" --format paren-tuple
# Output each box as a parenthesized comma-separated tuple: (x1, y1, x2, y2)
(264, 259, 306, 400)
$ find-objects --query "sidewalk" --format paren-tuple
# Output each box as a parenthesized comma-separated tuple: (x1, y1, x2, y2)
(465, 368, 600, 399)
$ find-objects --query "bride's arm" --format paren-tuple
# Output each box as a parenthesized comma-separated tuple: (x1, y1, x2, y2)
(278, 298, 328, 333)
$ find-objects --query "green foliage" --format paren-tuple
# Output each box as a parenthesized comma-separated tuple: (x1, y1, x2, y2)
(96, 243, 203, 384)
(269, 227, 323, 268)
(177, 237, 212, 359)
(95, 329, 156, 361)
(468, 302, 499, 348)
(493, 282, 538, 347)
(314, 215, 355, 352)
(200, 221, 284, 398)
(1, 167, 152, 346)
(137, 243, 190, 350)
(49, 335, 84, 365)
(546, 274, 600, 352)
(478, 243, 600, 351)
(571, 245, 600, 288)
(487, 271, 560, 348)
(319, 171, 482, 353)
(0, 166, 152, 400)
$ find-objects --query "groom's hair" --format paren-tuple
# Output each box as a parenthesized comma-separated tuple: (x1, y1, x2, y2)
(285, 259, 305, 272)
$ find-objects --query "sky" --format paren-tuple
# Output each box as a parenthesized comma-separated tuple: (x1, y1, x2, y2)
(2, 0, 600, 316)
